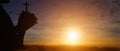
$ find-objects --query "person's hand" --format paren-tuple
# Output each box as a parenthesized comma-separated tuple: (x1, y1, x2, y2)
(17, 11, 37, 32)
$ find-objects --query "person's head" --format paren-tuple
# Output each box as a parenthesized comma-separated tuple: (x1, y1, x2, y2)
(0, 0, 9, 4)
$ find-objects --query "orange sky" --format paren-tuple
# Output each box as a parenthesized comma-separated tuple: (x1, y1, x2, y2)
(4, 0, 119, 47)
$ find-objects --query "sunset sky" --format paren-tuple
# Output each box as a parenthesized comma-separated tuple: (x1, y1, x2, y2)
(2, 0, 120, 47)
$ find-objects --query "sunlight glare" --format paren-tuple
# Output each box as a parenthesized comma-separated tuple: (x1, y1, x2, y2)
(65, 28, 80, 45)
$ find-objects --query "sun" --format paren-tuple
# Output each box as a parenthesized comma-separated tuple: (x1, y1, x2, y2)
(68, 30, 78, 43)
(64, 28, 81, 45)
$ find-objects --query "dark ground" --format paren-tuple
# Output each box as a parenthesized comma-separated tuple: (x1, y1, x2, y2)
(21, 45, 120, 51)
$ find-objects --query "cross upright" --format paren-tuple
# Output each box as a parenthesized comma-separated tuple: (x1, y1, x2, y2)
(24, 1, 30, 12)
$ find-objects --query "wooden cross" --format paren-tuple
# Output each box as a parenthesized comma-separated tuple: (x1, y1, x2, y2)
(24, 1, 30, 12)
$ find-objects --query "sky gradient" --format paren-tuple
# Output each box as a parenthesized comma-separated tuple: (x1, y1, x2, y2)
(2, 0, 120, 47)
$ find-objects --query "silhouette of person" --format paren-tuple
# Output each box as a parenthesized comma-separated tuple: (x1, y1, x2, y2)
(0, 0, 16, 51)
(0, 1, 37, 51)
(15, 11, 37, 49)
(14, 2, 37, 50)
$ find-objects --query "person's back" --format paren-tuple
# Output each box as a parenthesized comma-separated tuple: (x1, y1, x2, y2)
(0, 3, 15, 51)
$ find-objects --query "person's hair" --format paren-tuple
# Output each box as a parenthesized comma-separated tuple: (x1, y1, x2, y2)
(0, 0, 9, 3)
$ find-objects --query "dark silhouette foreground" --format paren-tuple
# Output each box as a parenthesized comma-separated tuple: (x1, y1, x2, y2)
(0, 0, 37, 51)
(15, 11, 37, 49)
(0, 3, 15, 51)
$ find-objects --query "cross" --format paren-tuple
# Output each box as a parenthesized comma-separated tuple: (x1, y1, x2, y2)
(24, 1, 30, 12)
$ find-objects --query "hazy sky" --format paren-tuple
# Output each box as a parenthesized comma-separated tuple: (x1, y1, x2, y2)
(2, 0, 120, 47)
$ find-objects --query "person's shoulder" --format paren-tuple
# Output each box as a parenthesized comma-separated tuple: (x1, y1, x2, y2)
(0, 4, 4, 10)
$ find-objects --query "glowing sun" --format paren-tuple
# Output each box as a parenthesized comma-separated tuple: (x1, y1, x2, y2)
(65, 28, 80, 45)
